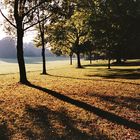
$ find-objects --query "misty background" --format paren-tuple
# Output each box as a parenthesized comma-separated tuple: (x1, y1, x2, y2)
(0, 37, 54, 58)
(0, 37, 70, 74)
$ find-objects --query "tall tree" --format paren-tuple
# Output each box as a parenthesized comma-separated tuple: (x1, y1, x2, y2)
(88, 0, 140, 67)
(48, 9, 91, 68)
(34, 7, 49, 75)
(34, 25, 48, 75)
(33, 0, 61, 74)
(0, 0, 57, 83)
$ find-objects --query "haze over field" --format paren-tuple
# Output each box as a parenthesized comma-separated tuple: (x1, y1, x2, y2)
(0, 37, 53, 58)
(0, 56, 71, 74)
(0, 37, 72, 74)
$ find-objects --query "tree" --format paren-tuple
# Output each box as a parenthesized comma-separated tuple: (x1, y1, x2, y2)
(33, 0, 62, 74)
(0, 0, 58, 83)
(111, 0, 140, 63)
(81, 40, 94, 64)
(50, 41, 74, 65)
(34, 25, 48, 75)
(45, 0, 75, 65)
(48, 9, 91, 68)
(48, 21, 74, 65)
(88, 0, 140, 68)
(33, 0, 74, 73)
(34, 7, 49, 75)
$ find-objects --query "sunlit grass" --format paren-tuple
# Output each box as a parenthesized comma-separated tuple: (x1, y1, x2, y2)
(0, 59, 140, 139)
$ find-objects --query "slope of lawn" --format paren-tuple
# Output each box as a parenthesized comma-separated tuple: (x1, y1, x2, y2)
(0, 59, 140, 140)
(0, 57, 70, 74)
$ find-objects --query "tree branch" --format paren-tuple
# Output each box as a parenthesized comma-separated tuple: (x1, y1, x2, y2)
(0, 9, 17, 28)
(23, 0, 46, 18)
(24, 13, 52, 31)
(67, 33, 76, 42)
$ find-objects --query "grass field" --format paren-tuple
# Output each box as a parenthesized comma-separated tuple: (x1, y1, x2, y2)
(0, 59, 140, 140)
(0, 57, 70, 74)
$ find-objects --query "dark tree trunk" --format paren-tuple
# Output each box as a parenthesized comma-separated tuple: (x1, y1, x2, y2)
(75, 37, 82, 68)
(89, 51, 92, 64)
(108, 48, 111, 69)
(70, 54, 73, 65)
(116, 58, 122, 64)
(76, 52, 82, 68)
(16, 24, 28, 84)
(108, 58, 111, 69)
(115, 45, 122, 64)
(41, 33, 47, 75)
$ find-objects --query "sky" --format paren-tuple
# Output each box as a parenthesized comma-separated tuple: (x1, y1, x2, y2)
(0, 10, 35, 43)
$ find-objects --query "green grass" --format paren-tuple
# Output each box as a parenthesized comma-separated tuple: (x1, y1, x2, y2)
(82, 59, 140, 82)
(0, 58, 71, 74)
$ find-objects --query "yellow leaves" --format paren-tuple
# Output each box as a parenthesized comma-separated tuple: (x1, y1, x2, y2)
(0, 62, 140, 139)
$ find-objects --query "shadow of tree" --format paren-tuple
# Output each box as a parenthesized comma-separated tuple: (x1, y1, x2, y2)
(83, 60, 140, 67)
(89, 94, 140, 111)
(87, 68, 140, 80)
(0, 122, 9, 140)
(111, 61, 140, 66)
(83, 64, 108, 67)
(25, 105, 109, 140)
(48, 74, 94, 81)
(47, 74, 140, 86)
(26, 83, 140, 131)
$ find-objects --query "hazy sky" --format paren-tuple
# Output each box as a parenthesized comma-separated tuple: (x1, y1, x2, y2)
(0, 10, 35, 43)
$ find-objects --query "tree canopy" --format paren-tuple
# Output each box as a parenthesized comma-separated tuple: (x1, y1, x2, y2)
(0, 0, 139, 79)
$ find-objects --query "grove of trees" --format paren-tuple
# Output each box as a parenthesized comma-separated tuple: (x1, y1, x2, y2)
(0, 0, 139, 83)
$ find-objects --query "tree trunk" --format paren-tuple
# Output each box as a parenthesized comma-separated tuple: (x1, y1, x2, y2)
(76, 52, 82, 68)
(115, 46, 122, 64)
(70, 54, 73, 65)
(108, 58, 111, 69)
(116, 58, 122, 64)
(75, 37, 82, 68)
(108, 48, 111, 69)
(89, 51, 92, 64)
(41, 33, 47, 75)
(17, 25, 28, 84)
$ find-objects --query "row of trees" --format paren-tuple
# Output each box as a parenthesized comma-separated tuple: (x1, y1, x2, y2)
(0, 0, 140, 84)
(0, 0, 60, 83)
(87, 0, 140, 68)
(48, 0, 140, 69)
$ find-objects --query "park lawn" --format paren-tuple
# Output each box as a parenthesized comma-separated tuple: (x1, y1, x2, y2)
(0, 60, 140, 140)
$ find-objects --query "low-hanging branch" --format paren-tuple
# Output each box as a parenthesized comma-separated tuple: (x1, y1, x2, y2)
(0, 9, 17, 28)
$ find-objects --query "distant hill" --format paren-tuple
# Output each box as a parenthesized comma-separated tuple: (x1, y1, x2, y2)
(0, 37, 16, 58)
(0, 37, 54, 58)
(24, 42, 54, 57)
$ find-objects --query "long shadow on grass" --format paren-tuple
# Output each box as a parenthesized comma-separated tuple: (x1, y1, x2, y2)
(26, 83, 140, 131)
(48, 74, 93, 81)
(0, 122, 9, 140)
(111, 61, 140, 66)
(83, 63, 108, 67)
(87, 69, 140, 80)
(89, 94, 140, 111)
(83, 60, 140, 67)
(48, 74, 140, 86)
(25, 105, 109, 140)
